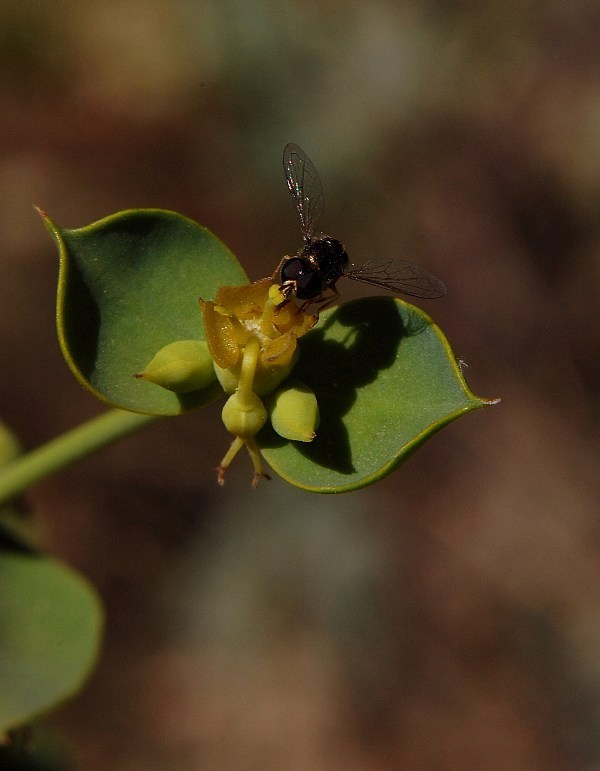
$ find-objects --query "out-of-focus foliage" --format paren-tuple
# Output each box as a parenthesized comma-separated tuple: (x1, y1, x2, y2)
(0, 423, 102, 736)
(0, 541, 103, 733)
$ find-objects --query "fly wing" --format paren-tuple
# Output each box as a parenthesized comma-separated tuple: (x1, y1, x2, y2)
(283, 143, 324, 244)
(345, 258, 447, 299)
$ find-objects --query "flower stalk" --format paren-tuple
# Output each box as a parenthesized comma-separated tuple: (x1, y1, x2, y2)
(0, 410, 159, 506)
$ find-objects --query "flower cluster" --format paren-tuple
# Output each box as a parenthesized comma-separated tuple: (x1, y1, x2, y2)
(138, 278, 321, 486)
(201, 279, 319, 486)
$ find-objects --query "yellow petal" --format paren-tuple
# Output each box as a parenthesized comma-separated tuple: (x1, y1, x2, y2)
(215, 279, 272, 319)
(261, 331, 296, 366)
(200, 299, 239, 369)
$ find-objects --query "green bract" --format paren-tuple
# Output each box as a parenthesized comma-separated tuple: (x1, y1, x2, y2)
(44, 208, 496, 492)
(43, 208, 248, 415)
(261, 297, 493, 492)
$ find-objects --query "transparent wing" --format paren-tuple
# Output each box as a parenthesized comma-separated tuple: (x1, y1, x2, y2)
(345, 258, 447, 299)
(283, 143, 324, 244)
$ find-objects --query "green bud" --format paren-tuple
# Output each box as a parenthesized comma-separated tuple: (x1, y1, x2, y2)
(222, 391, 267, 438)
(136, 340, 216, 393)
(213, 362, 239, 394)
(214, 347, 299, 396)
(254, 347, 299, 395)
(269, 380, 319, 442)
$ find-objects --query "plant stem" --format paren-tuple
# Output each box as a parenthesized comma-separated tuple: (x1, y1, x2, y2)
(237, 337, 260, 398)
(0, 409, 161, 505)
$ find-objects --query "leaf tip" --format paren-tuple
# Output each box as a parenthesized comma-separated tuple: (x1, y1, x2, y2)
(34, 205, 60, 239)
(33, 204, 51, 223)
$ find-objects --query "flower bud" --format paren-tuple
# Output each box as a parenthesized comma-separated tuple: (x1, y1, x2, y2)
(221, 391, 267, 438)
(269, 380, 319, 442)
(136, 340, 216, 393)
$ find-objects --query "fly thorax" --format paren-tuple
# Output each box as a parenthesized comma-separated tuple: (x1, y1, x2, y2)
(309, 237, 348, 286)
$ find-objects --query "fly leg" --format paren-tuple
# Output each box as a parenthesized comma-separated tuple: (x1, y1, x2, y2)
(300, 285, 340, 316)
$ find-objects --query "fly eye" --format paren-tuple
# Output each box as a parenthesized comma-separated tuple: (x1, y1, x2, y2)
(280, 257, 322, 300)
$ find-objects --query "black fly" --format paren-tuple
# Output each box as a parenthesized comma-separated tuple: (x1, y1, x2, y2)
(276, 143, 446, 312)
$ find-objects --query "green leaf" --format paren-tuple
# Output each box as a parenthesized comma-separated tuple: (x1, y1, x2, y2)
(260, 297, 497, 492)
(0, 538, 103, 731)
(42, 209, 248, 415)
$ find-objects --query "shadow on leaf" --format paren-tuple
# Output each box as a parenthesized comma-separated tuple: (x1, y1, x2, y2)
(260, 297, 429, 473)
(61, 259, 101, 382)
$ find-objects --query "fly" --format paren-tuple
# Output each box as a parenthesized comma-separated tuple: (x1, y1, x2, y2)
(275, 142, 446, 312)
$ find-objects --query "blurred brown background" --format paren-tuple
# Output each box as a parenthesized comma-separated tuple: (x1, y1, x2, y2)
(1, 1, 599, 768)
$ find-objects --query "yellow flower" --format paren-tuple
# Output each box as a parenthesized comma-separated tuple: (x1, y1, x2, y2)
(200, 279, 318, 486)
(201, 279, 316, 392)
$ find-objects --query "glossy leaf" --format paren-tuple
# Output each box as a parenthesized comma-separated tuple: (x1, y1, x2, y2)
(0, 530, 103, 731)
(43, 209, 248, 415)
(260, 297, 497, 492)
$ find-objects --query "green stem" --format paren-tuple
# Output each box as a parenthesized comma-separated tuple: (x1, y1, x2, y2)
(0, 409, 160, 505)
(237, 337, 260, 398)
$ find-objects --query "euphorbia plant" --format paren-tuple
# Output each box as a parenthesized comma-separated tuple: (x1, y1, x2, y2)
(0, 145, 498, 740)
(0, 142, 497, 499)
(32, 205, 494, 492)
